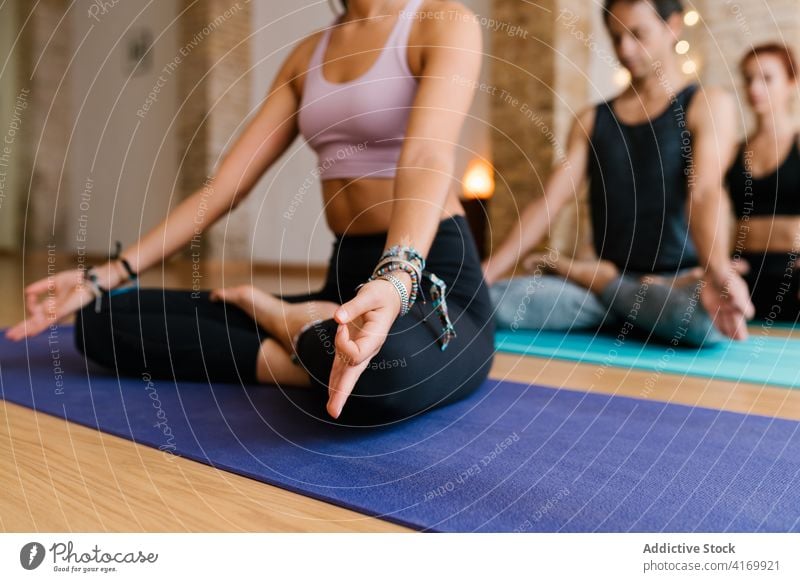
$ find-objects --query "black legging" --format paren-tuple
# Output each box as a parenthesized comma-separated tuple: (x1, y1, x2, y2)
(740, 251, 800, 324)
(74, 214, 496, 425)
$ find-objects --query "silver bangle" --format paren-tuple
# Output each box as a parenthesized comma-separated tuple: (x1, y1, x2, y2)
(378, 273, 410, 316)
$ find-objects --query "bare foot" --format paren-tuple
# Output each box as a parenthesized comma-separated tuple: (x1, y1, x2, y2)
(649, 261, 748, 290)
(672, 267, 704, 288)
(210, 285, 339, 355)
(639, 267, 705, 290)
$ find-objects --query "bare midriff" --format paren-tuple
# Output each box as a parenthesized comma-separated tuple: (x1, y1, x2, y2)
(321, 177, 466, 235)
(735, 216, 800, 253)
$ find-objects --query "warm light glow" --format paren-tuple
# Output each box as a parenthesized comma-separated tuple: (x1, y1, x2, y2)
(682, 59, 698, 75)
(675, 40, 690, 55)
(462, 159, 495, 200)
(613, 67, 631, 88)
(683, 10, 700, 26)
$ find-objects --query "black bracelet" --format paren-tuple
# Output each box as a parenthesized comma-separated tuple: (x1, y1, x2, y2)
(118, 256, 138, 281)
(109, 240, 138, 281)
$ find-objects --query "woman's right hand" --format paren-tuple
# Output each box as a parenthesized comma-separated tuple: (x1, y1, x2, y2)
(4, 263, 121, 341)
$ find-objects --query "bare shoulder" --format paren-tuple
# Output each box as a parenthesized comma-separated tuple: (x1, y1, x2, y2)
(414, 0, 482, 42)
(573, 104, 597, 139)
(693, 84, 734, 104)
(687, 85, 736, 125)
(279, 28, 328, 95)
(285, 28, 326, 71)
(419, 0, 477, 17)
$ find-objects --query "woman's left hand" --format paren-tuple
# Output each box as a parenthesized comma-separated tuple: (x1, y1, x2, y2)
(326, 275, 408, 419)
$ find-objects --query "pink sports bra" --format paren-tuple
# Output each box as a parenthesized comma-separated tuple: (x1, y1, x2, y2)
(297, 0, 423, 180)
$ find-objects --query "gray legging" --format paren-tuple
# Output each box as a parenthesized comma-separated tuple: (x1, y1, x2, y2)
(489, 270, 725, 347)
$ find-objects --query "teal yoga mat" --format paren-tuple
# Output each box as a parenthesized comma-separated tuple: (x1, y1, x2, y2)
(757, 321, 798, 331)
(495, 329, 800, 388)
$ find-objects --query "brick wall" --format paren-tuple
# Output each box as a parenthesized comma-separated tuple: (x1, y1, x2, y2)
(488, 0, 556, 263)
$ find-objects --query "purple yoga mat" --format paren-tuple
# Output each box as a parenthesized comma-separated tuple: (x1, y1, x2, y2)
(1, 324, 798, 532)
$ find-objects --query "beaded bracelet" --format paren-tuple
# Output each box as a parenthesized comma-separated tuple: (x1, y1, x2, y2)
(356, 250, 424, 307)
(384, 245, 425, 271)
(358, 244, 457, 351)
(423, 271, 457, 350)
(372, 258, 422, 307)
(374, 256, 422, 283)
(373, 246, 425, 303)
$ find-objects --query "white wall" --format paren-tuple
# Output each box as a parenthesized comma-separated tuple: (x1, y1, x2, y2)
(68, 0, 179, 255)
(248, 0, 491, 266)
(247, 1, 333, 267)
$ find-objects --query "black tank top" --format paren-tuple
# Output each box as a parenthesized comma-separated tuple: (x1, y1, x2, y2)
(588, 83, 700, 274)
(726, 135, 800, 218)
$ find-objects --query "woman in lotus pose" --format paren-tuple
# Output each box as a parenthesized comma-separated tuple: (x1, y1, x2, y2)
(6, 0, 495, 425)
(726, 43, 800, 324)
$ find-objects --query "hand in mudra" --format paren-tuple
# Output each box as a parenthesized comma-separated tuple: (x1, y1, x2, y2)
(5, 269, 95, 341)
(700, 269, 754, 341)
(327, 276, 407, 419)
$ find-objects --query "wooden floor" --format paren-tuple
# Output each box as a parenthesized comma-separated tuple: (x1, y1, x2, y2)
(2, 251, 799, 532)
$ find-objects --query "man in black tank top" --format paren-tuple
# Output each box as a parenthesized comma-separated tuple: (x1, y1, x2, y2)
(483, 0, 755, 347)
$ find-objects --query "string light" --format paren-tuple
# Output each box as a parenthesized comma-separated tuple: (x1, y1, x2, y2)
(683, 10, 700, 26)
(613, 67, 631, 87)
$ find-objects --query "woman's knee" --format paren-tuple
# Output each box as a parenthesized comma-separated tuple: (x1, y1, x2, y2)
(73, 302, 110, 360)
(642, 285, 726, 347)
(355, 358, 490, 422)
(489, 276, 548, 328)
(297, 313, 492, 423)
(349, 327, 492, 419)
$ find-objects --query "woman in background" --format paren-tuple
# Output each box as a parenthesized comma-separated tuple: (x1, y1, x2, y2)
(726, 42, 800, 323)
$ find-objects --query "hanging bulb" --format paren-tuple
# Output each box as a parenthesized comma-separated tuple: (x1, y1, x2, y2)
(684, 10, 700, 26)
